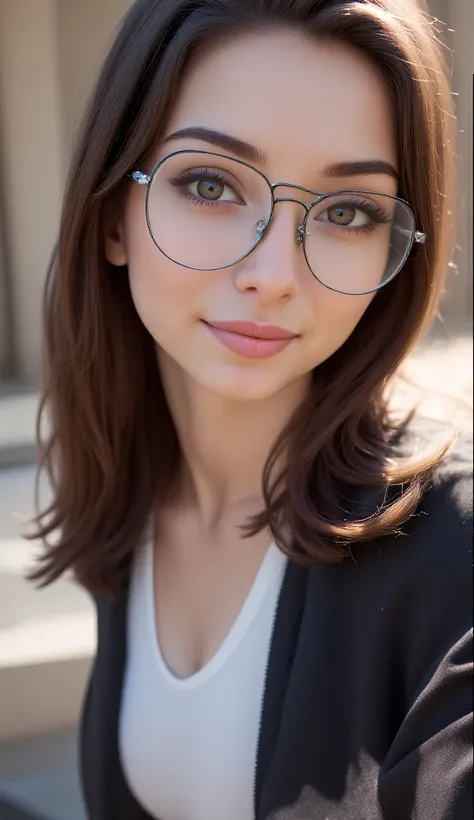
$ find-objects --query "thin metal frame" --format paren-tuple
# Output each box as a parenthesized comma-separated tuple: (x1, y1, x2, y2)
(132, 149, 426, 296)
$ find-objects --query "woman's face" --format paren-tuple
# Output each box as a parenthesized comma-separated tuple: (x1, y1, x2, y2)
(106, 30, 397, 402)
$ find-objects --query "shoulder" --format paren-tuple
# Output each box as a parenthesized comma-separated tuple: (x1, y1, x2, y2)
(399, 429, 472, 624)
(351, 417, 472, 569)
(364, 420, 472, 678)
(399, 418, 472, 559)
(333, 419, 472, 644)
(383, 418, 472, 588)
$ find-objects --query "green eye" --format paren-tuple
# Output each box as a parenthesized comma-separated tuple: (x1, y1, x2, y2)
(196, 179, 225, 200)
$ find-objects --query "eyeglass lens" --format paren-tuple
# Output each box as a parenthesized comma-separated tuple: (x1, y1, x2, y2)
(145, 151, 415, 295)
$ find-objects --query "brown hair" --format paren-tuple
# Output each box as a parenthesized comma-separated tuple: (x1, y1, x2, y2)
(29, 0, 456, 595)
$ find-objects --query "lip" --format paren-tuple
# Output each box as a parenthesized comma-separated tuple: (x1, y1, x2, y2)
(203, 320, 297, 359)
(206, 320, 296, 340)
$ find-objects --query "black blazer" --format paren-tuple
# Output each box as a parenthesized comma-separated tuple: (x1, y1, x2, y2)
(80, 430, 473, 820)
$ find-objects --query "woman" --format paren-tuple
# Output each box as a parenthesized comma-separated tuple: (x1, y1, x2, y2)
(30, 0, 472, 818)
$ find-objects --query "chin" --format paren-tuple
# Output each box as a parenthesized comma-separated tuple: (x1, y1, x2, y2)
(197, 364, 300, 403)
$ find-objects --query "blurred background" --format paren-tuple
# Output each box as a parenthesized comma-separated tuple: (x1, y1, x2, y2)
(0, 1, 472, 818)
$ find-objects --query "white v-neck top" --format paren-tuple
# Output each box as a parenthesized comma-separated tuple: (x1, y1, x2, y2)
(119, 536, 288, 820)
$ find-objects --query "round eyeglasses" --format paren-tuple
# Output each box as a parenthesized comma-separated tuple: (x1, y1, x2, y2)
(131, 150, 426, 296)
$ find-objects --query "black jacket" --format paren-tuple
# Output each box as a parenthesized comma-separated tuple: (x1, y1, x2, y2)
(80, 429, 473, 820)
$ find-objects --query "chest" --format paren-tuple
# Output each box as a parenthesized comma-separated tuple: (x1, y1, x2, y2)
(120, 534, 288, 820)
(152, 515, 276, 678)
(82, 558, 409, 820)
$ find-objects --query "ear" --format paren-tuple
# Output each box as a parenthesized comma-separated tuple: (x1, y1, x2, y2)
(104, 201, 128, 267)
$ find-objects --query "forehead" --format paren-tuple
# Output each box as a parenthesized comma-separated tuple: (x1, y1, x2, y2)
(163, 30, 397, 180)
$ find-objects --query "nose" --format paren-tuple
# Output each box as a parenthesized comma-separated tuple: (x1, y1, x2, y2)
(233, 202, 306, 303)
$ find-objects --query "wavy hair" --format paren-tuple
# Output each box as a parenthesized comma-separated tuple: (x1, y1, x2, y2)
(29, 0, 456, 594)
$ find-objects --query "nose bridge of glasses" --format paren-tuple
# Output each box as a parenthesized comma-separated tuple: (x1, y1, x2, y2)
(259, 183, 313, 246)
(273, 180, 322, 209)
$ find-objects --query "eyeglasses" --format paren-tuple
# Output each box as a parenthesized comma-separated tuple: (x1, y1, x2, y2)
(132, 150, 426, 296)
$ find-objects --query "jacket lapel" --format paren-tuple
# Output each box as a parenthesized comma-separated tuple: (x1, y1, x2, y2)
(81, 583, 155, 820)
(256, 559, 308, 818)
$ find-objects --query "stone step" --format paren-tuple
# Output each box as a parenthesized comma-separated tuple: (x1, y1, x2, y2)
(0, 798, 43, 819)
(0, 728, 86, 820)
(0, 392, 40, 469)
(0, 538, 95, 743)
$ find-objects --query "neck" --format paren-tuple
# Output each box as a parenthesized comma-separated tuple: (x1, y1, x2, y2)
(158, 351, 310, 532)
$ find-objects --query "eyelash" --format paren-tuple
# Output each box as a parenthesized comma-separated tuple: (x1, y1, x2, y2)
(318, 197, 392, 235)
(168, 171, 392, 232)
(169, 169, 243, 206)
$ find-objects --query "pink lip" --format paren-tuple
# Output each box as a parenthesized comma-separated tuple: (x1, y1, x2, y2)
(203, 320, 296, 359)
(207, 320, 295, 340)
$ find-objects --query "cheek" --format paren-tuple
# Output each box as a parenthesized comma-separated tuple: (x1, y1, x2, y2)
(305, 283, 374, 362)
(128, 252, 199, 348)
(124, 208, 198, 344)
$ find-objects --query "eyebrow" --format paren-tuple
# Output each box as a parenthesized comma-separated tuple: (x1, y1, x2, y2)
(163, 126, 399, 181)
(163, 127, 266, 165)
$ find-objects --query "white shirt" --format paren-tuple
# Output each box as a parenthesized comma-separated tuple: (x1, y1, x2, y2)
(119, 535, 288, 820)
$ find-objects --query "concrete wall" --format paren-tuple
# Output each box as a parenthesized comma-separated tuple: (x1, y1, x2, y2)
(427, 0, 473, 322)
(57, 0, 132, 169)
(0, 0, 471, 383)
(0, 0, 64, 381)
(0, 0, 131, 382)
(449, 0, 473, 321)
(0, 202, 13, 378)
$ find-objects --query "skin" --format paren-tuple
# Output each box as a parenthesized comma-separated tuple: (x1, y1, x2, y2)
(106, 30, 398, 676)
